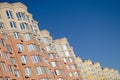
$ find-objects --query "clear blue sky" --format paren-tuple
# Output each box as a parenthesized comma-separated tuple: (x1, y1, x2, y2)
(1, 0, 120, 71)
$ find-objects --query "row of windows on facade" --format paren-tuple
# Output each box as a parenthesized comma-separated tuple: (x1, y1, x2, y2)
(0, 33, 72, 56)
(0, 50, 75, 69)
(0, 61, 79, 79)
(6, 10, 31, 22)
(0, 50, 59, 65)
(0, 39, 73, 64)
(0, 21, 36, 33)
(0, 32, 69, 53)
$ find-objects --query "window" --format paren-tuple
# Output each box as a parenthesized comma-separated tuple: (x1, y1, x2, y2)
(26, 15, 30, 22)
(0, 52, 2, 57)
(41, 37, 49, 44)
(20, 23, 27, 30)
(6, 45, 12, 52)
(58, 44, 62, 51)
(36, 66, 45, 75)
(0, 39, 5, 46)
(57, 78, 63, 80)
(51, 62, 56, 67)
(65, 51, 70, 56)
(45, 68, 50, 75)
(13, 32, 19, 39)
(17, 43, 24, 51)
(0, 22, 4, 29)
(10, 57, 16, 65)
(74, 72, 79, 77)
(69, 72, 73, 77)
(20, 55, 28, 64)
(66, 65, 70, 70)
(24, 67, 32, 75)
(45, 46, 51, 51)
(27, 44, 36, 52)
(49, 53, 54, 59)
(68, 57, 73, 62)
(0, 62, 6, 71)
(60, 52, 65, 56)
(36, 45, 41, 52)
(15, 70, 20, 77)
(55, 70, 61, 75)
(6, 10, 13, 18)
(4, 52, 9, 60)
(0, 77, 2, 80)
(30, 25, 34, 32)
(63, 58, 67, 63)
(31, 55, 41, 63)
(16, 12, 25, 20)
(8, 65, 14, 74)
(5, 77, 10, 80)
(40, 78, 48, 80)
(4, 34, 8, 39)
(71, 65, 76, 70)
(10, 21, 16, 28)
(24, 33, 31, 40)
(62, 44, 67, 50)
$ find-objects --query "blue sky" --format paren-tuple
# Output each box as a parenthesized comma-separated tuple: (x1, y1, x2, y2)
(0, 0, 120, 71)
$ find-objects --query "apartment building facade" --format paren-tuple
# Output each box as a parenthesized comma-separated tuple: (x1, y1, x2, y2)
(75, 57, 120, 80)
(54, 38, 82, 80)
(0, 2, 83, 80)
(0, 2, 120, 80)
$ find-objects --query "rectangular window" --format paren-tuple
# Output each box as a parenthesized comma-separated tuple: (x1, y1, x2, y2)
(0, 22, 4, 29)
(10, 21, 16, 28)
(10, 57, 16, 65)
(0, 62, 6, 72)
(55, 70, 61, 75)
(13, 32, 19, 39)
(49, 53, 54, 59)
(65, 51, 70, 56)
(68, 57, 73, 62)
(4, 52, 9, 60)
(46, 46, 51, 51)
(36, 45, 41, 52)
(6, 45, 12, 52)
(66, 65, 70, 70)
(5, 77, 10, 80)
(31, 55, 41, 63)
(40, 78, 48, 80)
(27, 44, 36, 52)
(58, 44, 62, 51)
(17, 43, 24, 51)
(69, 72, 73, 77)
(26, 15, 30, 22)
(20, 23, 27, 30)
(36, 66, 45, 75)
(60, 52, 65, 56)
(62, 44, 67, 50)
(0, 52, 2, 57)
(74, 72, 79, 77)
(8, 65, 14, 74)
(0, 39, 5, 46)
(15, 70, 20, 77)
(24, 67, 32, 75)
(51, 62, 56, 67)
(16, 12, 25, 20)
(4, 34, 8, 39)
(24, 33, 31, 40)
(71, 65, 76, 70)
(20, 55, 28, 64)
(0, 77, 3, 80)
(6, 10, 13, 19)
(41, 38, 49, 44)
